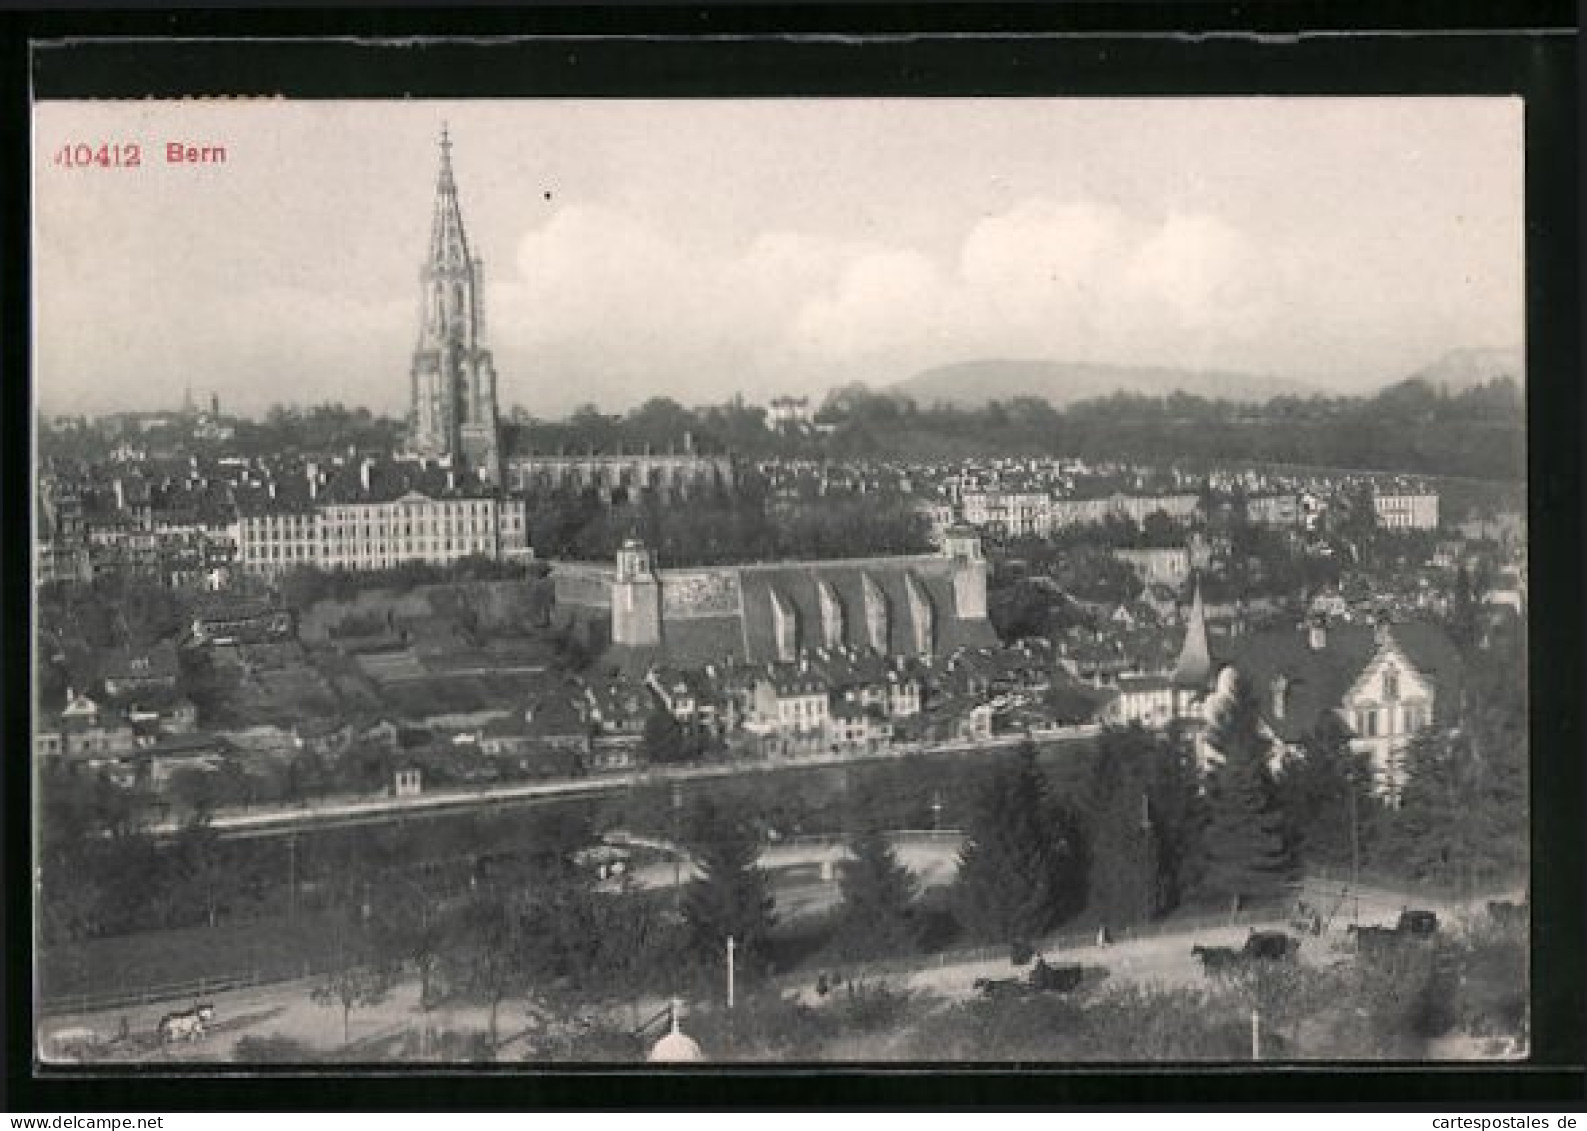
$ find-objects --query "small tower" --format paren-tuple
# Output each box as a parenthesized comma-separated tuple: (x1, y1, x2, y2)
(612, 537, 662, 648)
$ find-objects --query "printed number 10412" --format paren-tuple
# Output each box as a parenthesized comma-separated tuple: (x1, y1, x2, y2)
(53, 143, 142, 169)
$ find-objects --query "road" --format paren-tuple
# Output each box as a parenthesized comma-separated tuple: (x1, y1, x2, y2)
(152, 729, 1098, 842)
(39, 875, 1501, 1064)
(893, 879, 1472, 1000)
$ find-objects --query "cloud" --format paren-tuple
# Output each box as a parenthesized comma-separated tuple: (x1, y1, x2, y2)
(492, 195, 1290, 411)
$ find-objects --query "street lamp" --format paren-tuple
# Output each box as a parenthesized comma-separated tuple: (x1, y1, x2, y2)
(1349, 773, 1360, 891)
(286, 832, 297, 921)
(670, 781, 684, 914)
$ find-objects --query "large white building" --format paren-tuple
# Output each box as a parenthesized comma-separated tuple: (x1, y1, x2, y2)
(958, 490, 1202, 538)
(1373, 491, 1440, 531)
(238, 481, 528, 576)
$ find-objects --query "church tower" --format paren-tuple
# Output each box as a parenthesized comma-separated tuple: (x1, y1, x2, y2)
(408, 126, 501, 483)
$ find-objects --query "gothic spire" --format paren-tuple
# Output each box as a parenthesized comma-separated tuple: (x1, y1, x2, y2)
(427, 123, 471, 273)
(438, 121, 454, 190)
(1172, 574, 1213, 687)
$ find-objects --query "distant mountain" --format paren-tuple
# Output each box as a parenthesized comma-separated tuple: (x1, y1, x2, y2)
(1401, 346, 1524, 394)
(887, 358, 1317, 409)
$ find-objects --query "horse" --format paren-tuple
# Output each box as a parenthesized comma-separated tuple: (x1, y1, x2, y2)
(1028, 959, 1087, 993)
(1396, 909, 1439, 938)
(1347, 923, 1404, 955)
(1191, 945, 1243, 975)
(973, 976, 1029, 1000)
(157, 1002, 216, 1044)
(1243, 931, 1298, 961)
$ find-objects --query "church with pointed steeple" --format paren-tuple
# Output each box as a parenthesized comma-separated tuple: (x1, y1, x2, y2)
(408, 126, 501, 484)
(1171, 578, 1213, 690)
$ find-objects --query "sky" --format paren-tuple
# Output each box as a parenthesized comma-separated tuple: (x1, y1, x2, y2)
(33, 98, 1524, 419)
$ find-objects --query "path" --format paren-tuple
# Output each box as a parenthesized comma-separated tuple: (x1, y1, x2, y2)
(39, 877, 1505, 1064)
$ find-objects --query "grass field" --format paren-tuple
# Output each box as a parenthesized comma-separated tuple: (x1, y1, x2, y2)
(38, 910, 347, 1009)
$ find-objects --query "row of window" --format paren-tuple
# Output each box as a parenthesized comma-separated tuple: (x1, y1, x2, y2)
(240, 519, 526, 543)
(247, 513, 520, 531)
(321, 500, 506, 519)
(778, 697, 828, 721)
(1353, 704, 1427, 738)
(249, 538, 497, 563)
(246, 502, 523, 524)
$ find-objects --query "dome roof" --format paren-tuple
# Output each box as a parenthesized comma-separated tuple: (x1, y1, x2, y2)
(647, 1000, 703, 1062)
(648, 1029, 703, 1063)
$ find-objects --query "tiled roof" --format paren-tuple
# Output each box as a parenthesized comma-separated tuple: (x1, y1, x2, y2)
(738, 560, 993, 663)
(193, 596, 283, 623)
(600, 558, 996, 672)
(99, 640, 180, 684)
(524, 693, 588, 737)
(1215, 620, 1463, 743)
(1117, 673, 1174, 692)
(316, 461, 498, 505)
(760, 665, 829, 696)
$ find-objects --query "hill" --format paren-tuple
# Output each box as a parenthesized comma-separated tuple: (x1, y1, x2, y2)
(888, 358, 1316, 409)
(1402, 346, 1524, 394)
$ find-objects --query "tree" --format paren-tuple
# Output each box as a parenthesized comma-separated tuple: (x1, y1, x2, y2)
(1378, 733, 1518, 892)
(1080, 729, 1171, 927)
(442, 889, 527, 1054)
(642, 708, 689, 765)
(1447, 564, 1483, 654)
(1199, 672, 1294, 913)
(311, 913, 397, 1048)
(954, 746, 1085, 946)
(168, 813, 228, 929)
(582, 884, 686, 1028)
(1149, 723, 1209, 912)
(1378, 623, 1526, 893)
(831, 827, 920, 960)
(988, 579, 1063, 643)
(680, 800, 777, 982)
(1275, 714, 1378, 873)
(370, 879, 447, 1010)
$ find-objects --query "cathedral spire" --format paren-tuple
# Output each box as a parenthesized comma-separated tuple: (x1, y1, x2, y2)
(1172, 575, 1213, 687)
(436, 122, 459, 197)
(427, 123, 471, 275)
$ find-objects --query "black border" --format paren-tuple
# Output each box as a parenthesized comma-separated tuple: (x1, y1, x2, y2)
(4, 5, 1582, 1112)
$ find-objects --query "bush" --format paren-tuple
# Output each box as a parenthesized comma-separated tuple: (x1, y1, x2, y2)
(232, 1034, 320, 1063)
(1451, 922, 1528, 1039)
(1080, 984, 1252, 1061)
(832, 980, 916, 1034)
(682, 990, 829, 1061)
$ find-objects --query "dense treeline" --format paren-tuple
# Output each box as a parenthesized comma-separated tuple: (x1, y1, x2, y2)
(525, 489, 932, 565)
(507, 378, 1523, 481)
(802, 380, 1522, 479)
(233, 406, 408, 457)
(43, 375, 1520, 480)
(277, 557, 545, 610)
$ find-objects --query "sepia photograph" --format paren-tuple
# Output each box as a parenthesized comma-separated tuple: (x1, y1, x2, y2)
(31, 92, 1531, 1068)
